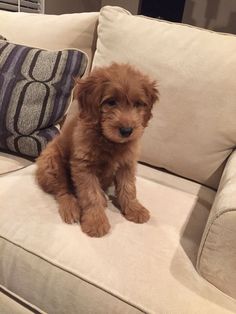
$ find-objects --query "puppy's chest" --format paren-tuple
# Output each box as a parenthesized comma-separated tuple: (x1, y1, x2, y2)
(95, 155, 119, 179)
(93, 149, 127, 180)
(84, 141, 136, 180)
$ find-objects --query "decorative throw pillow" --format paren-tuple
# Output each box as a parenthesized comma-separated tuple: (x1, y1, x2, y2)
(0, 40, 87, 158)
(0, 35, 7, 41)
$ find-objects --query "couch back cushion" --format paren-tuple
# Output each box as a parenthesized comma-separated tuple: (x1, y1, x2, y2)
(93, 6, 236, 189)
(0, 10, 98, 71)
(0, 10, 99, 157)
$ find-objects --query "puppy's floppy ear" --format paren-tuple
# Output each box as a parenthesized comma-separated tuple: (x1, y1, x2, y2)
(142, 79, 159, 125)
(76, 74, 105, 122)
(144, 80, 159, 106)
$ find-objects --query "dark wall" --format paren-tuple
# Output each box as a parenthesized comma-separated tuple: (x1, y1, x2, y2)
(139, 0, 186, 22)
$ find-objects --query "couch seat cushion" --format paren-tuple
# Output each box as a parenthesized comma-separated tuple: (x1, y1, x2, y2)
(93, 6, 236, 189)
(0, 285, 45, 314)
(0, 152, 32, 175)
(0, 164, 236, 313)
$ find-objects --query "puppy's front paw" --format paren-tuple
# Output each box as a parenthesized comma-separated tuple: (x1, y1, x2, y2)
(81, 209, 110, 237)
(124, 203, 150, 224)
(58, 194, 80, 224)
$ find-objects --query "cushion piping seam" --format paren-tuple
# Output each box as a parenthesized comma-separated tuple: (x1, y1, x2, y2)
(0, 235, 147, 314)
(106, 6, 236, 39)
(197, 208, 236, 271)
(0, 286, 44, 314)
(137, 14, 236, 38)
(0, 164, 32, 176)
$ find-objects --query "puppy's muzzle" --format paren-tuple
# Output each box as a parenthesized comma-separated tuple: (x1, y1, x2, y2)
(119, 127, 133, 137)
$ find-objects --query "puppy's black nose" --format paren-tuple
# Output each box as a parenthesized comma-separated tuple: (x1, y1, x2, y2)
(119, 127, 133, 137)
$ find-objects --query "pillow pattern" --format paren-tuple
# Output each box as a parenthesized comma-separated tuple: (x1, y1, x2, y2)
(0, 40, 87, 158)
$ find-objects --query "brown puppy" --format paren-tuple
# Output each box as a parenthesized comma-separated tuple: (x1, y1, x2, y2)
(36, 63, 158, 237)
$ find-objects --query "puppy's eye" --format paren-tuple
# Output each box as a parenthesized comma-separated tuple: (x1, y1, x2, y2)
(104, 98, 117, 107)
(134, 101, 146, 108)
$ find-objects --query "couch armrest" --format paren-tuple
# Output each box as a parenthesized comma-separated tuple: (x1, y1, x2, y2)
(197, 149, 236, 298)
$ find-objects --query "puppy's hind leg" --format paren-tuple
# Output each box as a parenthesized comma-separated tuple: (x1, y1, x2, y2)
(36, 140, 80, 224)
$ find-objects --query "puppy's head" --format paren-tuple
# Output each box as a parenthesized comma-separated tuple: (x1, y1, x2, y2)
(76, 63, 158, 143)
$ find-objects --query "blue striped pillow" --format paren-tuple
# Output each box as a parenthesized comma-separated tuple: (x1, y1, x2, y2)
(0, 40, 87, 158)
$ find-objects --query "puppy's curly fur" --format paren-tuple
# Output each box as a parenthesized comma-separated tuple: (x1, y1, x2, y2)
(36, 63, 158, 237)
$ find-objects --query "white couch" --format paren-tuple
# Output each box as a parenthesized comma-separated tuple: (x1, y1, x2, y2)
(1, 6, 236, 314)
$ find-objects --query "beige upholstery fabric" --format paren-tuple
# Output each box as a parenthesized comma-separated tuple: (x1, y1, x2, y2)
(0, 285, 45, 314)
(93, 6, 236, 189)
(1, 164, 236, 313)
(0, 10, 98, 70)
(197, 149, 236, 299)
(0, 152, 32, 175)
